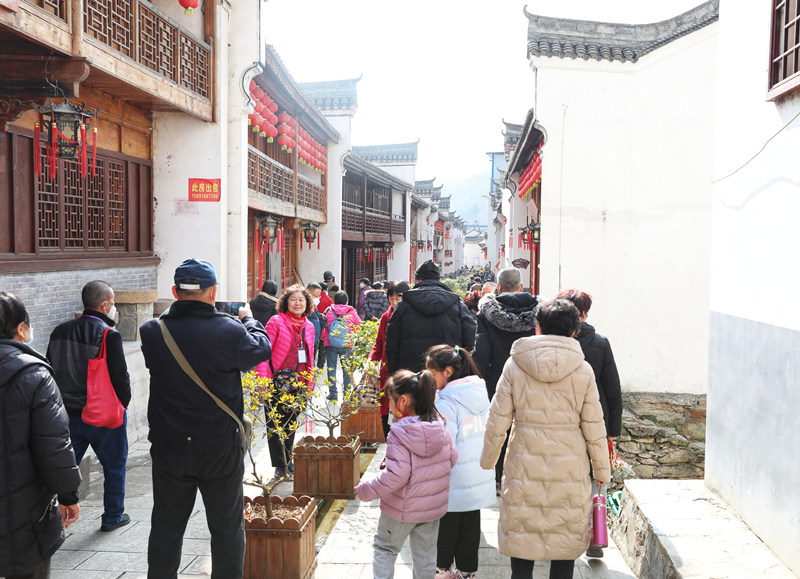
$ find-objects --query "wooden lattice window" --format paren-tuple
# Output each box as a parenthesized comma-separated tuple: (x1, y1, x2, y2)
(769, 0, 800, 99)
(0, 129, 154, 267)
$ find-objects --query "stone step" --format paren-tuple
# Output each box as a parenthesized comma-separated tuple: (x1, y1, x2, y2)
(611, 479, 796, 578)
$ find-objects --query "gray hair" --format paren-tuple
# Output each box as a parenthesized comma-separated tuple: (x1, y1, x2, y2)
(497, 268, 521, 293)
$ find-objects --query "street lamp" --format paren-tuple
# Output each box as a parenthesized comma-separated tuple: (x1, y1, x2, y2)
(301, 221, 319, 246)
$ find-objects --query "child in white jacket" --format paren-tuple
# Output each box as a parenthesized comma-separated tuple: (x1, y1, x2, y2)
(426, 345, 496, 579)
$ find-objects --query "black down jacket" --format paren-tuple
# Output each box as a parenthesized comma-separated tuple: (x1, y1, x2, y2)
(472, 292, 539, 399)
(575, 322, 623, 437)
(0, 339, 81, 576)
(385, 280, 476, 373)
(249, 292, 279, 326)
(363, 290, 389, 321)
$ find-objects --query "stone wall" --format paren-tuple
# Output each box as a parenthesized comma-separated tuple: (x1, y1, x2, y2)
(616, 392, 706, 483)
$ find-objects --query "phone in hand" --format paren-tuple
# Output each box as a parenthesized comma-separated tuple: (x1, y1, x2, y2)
(215, 301, 245, 316)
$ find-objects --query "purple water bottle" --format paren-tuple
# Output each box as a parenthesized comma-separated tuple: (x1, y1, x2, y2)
(591, 490, 608, 549)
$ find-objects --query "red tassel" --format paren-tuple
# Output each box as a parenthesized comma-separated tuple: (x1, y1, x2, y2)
(34, 122, 41, 177)
(91, 128, 97, 176)
(317, 232, 320, 249)
(80, 123, 87, 177)
(518, 234, 522, 249)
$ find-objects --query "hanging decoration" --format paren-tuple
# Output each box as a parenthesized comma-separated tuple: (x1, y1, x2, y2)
(34, 98, 99, 178)
(518, 142, 544, 199)
(178, 0, 199, 14)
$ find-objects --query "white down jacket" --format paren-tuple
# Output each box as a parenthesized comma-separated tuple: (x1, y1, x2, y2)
(480, 334, 610, 561)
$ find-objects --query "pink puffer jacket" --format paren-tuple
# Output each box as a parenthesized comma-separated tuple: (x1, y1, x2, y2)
(356, 415, 457, 523)
(322, 304, 360, 347)
(254, 312, 315, 386)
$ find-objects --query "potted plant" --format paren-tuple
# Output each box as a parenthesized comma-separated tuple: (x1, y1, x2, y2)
(241, 372, 317, 579)
(293, 320, 380, 499)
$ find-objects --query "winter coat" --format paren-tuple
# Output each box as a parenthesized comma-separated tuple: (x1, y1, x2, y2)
(480, 334, 610, 561)
(322, 304, 360, 347)
(472, 292, 539, 399)
(436, 376, 496, 512)
(356, 415, 457, 523)
(46, 310, 131, 415)
(576, 322, 623, 437)
(363, 289, 390, 321)
(140, 300, 272, 453)
(249, 292, 279, 326)
(385, 280, 476, 373)
(0, 340, 81, 576)
(368, 306, 393, 416)
(317, 292, 333, 320)
(255, 312, 315, 386)
(356, 286, 370, 319)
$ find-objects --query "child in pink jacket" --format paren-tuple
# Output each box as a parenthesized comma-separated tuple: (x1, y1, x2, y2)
(356, 370, 458, 579)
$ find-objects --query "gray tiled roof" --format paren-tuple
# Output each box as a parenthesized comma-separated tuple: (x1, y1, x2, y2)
(353, 141, 419, 164)
(298, 77, 360, 111)
(414, 179, 443, 199)
(503, 120, 523, 153)
(525, 0, 718, 64)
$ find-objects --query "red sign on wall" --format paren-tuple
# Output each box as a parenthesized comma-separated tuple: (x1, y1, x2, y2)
(188, 178, 222, 202)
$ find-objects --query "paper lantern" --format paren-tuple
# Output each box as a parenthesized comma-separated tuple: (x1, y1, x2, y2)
(179, 0, 199, 15)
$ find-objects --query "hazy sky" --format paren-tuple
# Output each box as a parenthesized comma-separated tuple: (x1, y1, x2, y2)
(263, 1, 703, 223)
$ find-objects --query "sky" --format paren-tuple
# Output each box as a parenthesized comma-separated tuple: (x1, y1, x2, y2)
(263, 0, 703, 224)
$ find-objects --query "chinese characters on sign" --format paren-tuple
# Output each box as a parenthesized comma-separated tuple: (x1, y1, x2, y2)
(188, 178, 222, 202)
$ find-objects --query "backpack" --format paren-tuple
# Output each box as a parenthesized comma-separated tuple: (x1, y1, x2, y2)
(328, 311, 350, 348)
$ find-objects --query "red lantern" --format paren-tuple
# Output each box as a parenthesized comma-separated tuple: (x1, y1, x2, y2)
(267, 113, 278, 126)
(247, 113, 255, 126)
(267, 125, 278, 142)
(179, 0, 199, 15)
(267, 101, 278, 114)
(254, 102, 264, 114)
(261, 94, 272, 108)
(288, 139, 296, 153)
(277, 123, 289, 135)
(277, 135, 289, 150)
(277, 111, 290, 124)
(249, 79, 256, 93)
(252, 113, 264, 133)
(287, 117, 296, 128)
(259, 117, 270, 137)
(288, 128, 296, 139)
(253, 86, 264, 100)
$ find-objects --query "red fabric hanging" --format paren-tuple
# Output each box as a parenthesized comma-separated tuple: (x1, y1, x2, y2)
(258, 228, 264, 289)
(49, 124, 58, 179)
(91, 128, 98, 176)
(317, 231, 320, 250)
(80, 123, 87, 177)
(33, 122, 41, 177)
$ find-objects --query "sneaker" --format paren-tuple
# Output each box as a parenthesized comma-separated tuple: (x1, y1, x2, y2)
(100, 513, 130, 532)
(586, 546, 604, 558)
(435, 568, 456, 579)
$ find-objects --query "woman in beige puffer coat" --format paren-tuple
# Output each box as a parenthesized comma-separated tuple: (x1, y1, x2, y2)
(480, 299, 610, 579)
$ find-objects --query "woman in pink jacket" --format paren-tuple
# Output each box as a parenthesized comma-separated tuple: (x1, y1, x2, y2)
(322, 291, 360, 401)
(356, 370, 458, 579)
(254, 285, 315, 480)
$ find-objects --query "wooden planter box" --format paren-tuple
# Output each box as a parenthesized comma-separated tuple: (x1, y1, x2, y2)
(341, 403, 385, 443)
(293, 435, 361, 499)
(243, 494, 317, 579)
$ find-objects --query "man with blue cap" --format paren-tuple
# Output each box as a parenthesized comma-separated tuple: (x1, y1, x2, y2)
(139, 258, 271, 579)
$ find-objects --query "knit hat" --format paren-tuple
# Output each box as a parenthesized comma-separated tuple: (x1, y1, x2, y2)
(414, 259, 441, 281)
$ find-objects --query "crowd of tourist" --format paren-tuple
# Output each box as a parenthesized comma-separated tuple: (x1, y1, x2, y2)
(0, 257, 621, 579)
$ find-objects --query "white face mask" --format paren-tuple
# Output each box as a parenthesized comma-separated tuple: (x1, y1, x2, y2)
(25, 327, 33, 346)
(359, 283, 365, 289)
(313, 297, 321, 306)
(107, 305, 118, 321)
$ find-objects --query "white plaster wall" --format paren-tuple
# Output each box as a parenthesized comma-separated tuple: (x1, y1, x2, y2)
(297, 113, 349, 285)
(464, 240, 483, 268)
(531, 23, 717, 394)
(371, 163, 415, 184)
(387, 193, 411, 281)
(705, 5, 800, 572)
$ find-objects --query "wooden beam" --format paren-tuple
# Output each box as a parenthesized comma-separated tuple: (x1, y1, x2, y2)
(0, 56, 89, 97)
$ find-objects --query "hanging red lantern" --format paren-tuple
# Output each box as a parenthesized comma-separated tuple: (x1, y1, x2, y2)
(277, 135, 289, 150)
(253, 102, 264, 114)
(267, 113, 278, 126)
(288, 128, 296, 139)
(287, 117, 296, 128)
(277, 111, 290, 124)
(249, 79, 256, 93)
(267, 101, 278, 114)
(267, 125, 277, 143)
(179, 0, 199, 15)
(253, 86, 264, 101)
(288, 139, 296, 153)
(252, 113, 263, 133)
(277, 123, 289, 135)
(259, 117, 271, 137)
(261, 94, 272, 108)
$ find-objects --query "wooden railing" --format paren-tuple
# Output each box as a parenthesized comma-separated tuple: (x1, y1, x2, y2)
(29, 0, 68, 20)
(82, 0, 211, 98)
(392, 213, 405, 236)
(248, 148, 294, 203)
(297, 175, 325, 213)
(342, 203, 362, 233)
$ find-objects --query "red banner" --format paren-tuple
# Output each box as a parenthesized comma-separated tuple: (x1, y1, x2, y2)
(188, 178, 222, 202)
(435, 220, 444, 231)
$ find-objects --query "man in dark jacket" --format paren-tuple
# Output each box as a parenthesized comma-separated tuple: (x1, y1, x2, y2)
(472, 267, 538, 487)
(1, 291, 81, 578)
(385, 260, 476, 373)
(47, 280, 132, 532)
(140, 258, 271, 579)
(249, 279, 279, 326)
(363, 282, 390, 321)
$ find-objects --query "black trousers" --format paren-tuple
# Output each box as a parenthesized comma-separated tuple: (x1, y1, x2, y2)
(495, 427, 511, 484)
(510, 557, 574, 579)
(148, 444, 245, 579)
(436, 510, 481, 572)
(266, 401, 299, 470)
(381, 413, 391, 441)
(5, 558, 51, 579)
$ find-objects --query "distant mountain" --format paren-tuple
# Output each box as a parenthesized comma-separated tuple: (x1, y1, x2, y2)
(440, 171, 490, 226)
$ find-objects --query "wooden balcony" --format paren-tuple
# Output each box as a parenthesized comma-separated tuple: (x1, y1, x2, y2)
(1, 0, 213, 120)
(247, 147, 326, 222)
(342, 204, 406, 243)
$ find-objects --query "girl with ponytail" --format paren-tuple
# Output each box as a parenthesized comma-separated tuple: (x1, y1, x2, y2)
(425, 345, 496, 579)
(356, 369, 457, 579)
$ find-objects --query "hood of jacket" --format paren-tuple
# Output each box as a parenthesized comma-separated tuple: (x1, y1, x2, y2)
(438, 376, 489, 414)
(509, 334, 585, 383)
(479, 292, 538, 333)
(0, 339, 51, 389)
(329, 304, 357, 318)
(576, 321, 596, 349)
(402, 280, 459, 316)
(389, 415, 451, 459)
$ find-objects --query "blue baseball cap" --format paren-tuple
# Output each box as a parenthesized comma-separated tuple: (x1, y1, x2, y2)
(174, 258, 218, 289)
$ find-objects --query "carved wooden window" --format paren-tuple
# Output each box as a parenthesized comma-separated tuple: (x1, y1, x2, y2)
(769, 0, 800, 99)
(0, 129, 154, 269)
